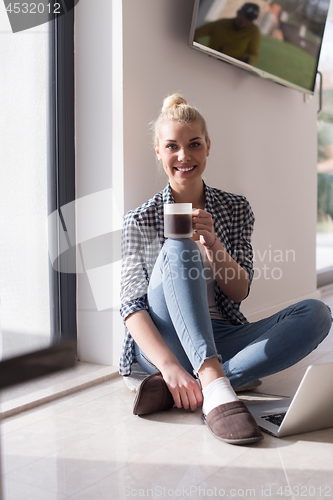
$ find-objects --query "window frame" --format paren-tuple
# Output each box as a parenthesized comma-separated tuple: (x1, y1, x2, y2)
(317, 267, 333, 288)
(48, 5, 77, 343)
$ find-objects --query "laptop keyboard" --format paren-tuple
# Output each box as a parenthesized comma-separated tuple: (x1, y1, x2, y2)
(261, 412, 286, 426)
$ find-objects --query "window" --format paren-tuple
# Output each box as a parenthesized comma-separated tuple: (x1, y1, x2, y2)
(0, 10, 51, 359)
(0, 2, 76, 376)
(317, 13, 333, 287)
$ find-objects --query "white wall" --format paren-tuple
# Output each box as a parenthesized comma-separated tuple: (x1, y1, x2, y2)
(75, 0, 124, 365)
(75, 0, 320, 366)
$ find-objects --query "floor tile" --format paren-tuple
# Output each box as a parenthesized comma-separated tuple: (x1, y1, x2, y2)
(2, 413, 106, 475)
(3, 478, 67, 500)
(0, 399, 73, 436)
(4, 411, 201, 498)
(50, 386, 134, 430)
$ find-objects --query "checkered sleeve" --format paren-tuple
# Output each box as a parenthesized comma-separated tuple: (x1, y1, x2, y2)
(120, 210, 161, 322)
(233, 198, 255, 290)
(120, 214, 149, 322)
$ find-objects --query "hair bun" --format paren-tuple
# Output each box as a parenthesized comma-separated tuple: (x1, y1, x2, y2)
(161, 93, 188, 113)
(154, 93, 209, 145)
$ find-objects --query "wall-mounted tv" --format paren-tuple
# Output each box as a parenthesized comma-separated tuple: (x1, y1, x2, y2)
(189, 0, 331, 94)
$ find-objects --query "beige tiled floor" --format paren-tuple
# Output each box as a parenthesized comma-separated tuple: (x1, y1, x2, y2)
(1, 291, 333, 500)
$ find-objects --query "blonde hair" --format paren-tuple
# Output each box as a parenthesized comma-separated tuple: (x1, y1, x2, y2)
(154, 93, 209, 145)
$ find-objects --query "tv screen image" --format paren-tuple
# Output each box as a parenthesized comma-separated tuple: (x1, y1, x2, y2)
(189, 0, 331, 94)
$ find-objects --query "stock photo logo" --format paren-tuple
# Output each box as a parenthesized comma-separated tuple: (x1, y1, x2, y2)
(3, 0, 80, 33)
(48, 189, 123, 312)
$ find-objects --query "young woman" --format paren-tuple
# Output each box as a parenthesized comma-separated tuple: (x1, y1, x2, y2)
(120, 94, 332, 445)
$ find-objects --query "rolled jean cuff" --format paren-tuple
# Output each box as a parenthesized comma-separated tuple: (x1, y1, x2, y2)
(193, 353, 223, 378)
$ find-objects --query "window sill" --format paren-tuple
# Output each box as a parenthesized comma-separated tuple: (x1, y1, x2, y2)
(0, 361, 119, 419)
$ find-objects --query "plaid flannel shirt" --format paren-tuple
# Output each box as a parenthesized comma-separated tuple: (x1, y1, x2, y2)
(119, 181, 255, 376)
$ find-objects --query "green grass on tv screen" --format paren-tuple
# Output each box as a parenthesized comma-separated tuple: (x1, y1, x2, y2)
(254, 35, 317, 91)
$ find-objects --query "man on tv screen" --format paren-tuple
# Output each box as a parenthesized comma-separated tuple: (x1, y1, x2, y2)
(194, 2, 261, 65)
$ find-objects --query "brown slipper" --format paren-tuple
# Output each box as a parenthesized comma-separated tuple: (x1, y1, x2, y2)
(202, 401, 263, 445)
(133, 372, 174, 416)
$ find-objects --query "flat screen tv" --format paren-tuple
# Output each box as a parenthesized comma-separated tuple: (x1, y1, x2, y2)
(189, 0, 331, 94)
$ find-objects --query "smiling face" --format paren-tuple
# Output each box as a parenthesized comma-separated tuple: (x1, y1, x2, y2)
(155, 120, 211, 192)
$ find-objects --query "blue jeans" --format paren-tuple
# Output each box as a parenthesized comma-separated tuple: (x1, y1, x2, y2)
(134, 239, 332, 388)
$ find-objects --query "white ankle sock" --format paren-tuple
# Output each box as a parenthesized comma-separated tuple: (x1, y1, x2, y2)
(202, 377, 238, 416)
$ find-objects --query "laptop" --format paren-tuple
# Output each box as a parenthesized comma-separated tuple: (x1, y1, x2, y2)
(246, 363, 333, 438)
